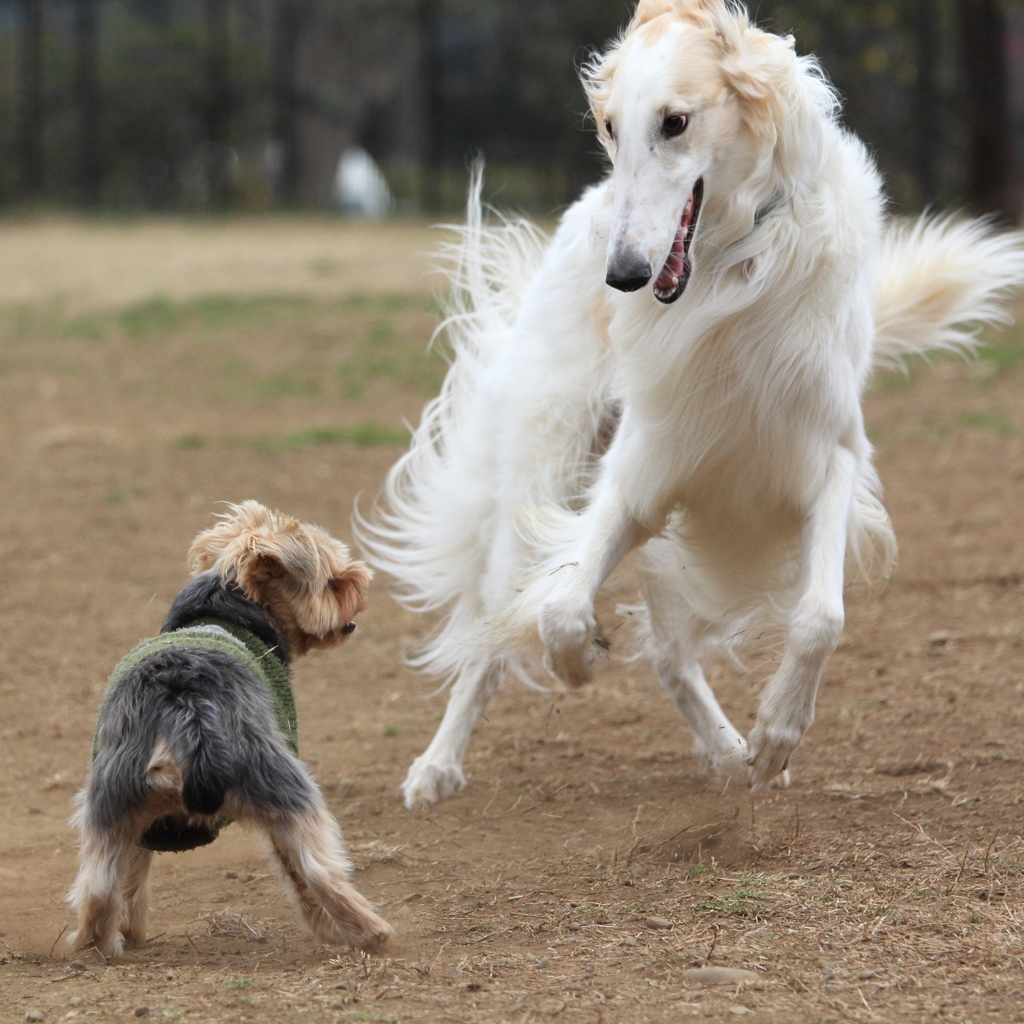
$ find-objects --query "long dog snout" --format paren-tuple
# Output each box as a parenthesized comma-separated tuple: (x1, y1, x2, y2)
(606, 247, 652, 292)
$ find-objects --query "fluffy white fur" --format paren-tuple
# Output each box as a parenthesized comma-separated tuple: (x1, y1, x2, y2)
(356, 0, 1024, 808)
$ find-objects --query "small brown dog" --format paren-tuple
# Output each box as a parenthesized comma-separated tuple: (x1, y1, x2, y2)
(68, 501, 392, 959)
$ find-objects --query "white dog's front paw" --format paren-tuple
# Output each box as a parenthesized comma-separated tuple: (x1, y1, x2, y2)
(539, 597, 606, 688)
(401, 758, 467, 809)
(746, 716, 806, 792)
(694, 732, 750, 784)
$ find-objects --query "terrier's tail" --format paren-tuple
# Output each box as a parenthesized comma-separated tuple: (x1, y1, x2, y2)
(85, 648, 311, 833)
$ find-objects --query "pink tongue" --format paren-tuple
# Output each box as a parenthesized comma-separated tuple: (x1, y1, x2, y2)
(654, 194, 695, 291)
(654, 222, 686, 291)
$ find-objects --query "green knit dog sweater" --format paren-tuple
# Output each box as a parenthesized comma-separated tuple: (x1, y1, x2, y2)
(97, 617, 296, 852)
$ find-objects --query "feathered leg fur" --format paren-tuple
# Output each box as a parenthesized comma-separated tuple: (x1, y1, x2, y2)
(264, 799, 391, 947)
(120, 844, 153, 948)
(67, 823, 131, 960)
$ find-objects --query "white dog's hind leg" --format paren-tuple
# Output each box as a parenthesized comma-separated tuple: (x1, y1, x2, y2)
(747, 446, 856, 789)
(401, 658, 503, 808)
(635, 546, 748, 780)
(658, 658, 749, 780)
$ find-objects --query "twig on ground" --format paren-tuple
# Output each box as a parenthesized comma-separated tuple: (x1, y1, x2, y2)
(48, 925, 68, 959)
(704, 924, 720, 964)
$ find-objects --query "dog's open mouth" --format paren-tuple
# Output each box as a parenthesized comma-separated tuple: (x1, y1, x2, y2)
(652, 178, 703, 304)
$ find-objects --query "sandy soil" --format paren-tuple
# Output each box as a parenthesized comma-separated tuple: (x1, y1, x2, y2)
(1, 216, 1023, 1024)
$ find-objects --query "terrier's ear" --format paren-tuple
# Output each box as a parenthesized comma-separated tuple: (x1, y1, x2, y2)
(187, 500, 278, 577)
(235, 550, 289, 603)
(187, 528, 231, 575)
(329, 563, 372, 625)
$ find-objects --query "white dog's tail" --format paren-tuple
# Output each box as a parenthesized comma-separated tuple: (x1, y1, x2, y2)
(873, 215, 1024, 368)
(354, 166, 549, 629)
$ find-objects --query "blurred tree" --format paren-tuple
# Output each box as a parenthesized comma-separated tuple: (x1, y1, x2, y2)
(0, 0, 1019, 215)
(957, 0, 1017, 220)
(19, 0, 43, 199)
(271, 0, 307, 206)
(202, 0, 232, 207)
(915, 0, 941, 202)
(417, 0, 441, 211)
(73, 0, 102, 206)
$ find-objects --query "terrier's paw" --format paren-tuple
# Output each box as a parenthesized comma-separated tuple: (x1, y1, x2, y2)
(67, 928, 126, 961)
(401, 759, 467, 809)
(347, 910, 393, 950)
(539, 598, 606, 688)
(315, 891, 394, 950)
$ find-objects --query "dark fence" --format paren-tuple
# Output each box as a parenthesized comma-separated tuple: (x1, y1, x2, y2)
(0, 0, 1020, 217)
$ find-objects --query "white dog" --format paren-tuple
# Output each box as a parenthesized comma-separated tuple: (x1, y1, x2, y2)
(358, 0, 1024, 808)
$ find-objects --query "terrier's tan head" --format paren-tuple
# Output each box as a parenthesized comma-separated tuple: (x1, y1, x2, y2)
(187, 501, 372, 655)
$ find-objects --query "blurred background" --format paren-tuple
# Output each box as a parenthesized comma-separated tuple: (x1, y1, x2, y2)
(0, 0, 1021, 220)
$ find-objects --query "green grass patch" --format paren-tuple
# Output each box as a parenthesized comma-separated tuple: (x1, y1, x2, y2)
(977, 329, 1024, 374)
(692, 882, 767, 919)
(60, 314, 105, 340)
(104, 485, 149, 504)
(336, 311, 446, 398)
(959, 410, 1016, 435)
(876, 368, 914, 391)
(116, 293, 314, 339)
(259, 371, 321, 398)
(205, 355, 324, 401)
(243, 424, 410, 453)
(0, 290, 432, 344)
(687, 861, 716, 880)
(0, 290, 447, 418)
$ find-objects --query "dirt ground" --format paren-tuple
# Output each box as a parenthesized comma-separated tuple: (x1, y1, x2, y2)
(1, 216, 1023, 1024)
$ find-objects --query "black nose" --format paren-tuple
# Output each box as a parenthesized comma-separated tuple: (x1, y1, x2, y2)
(605, 248, 652, 292)
(342, 622, 356, 635)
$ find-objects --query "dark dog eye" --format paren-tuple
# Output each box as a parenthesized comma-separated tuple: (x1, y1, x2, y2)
(603, 118, 614, 142)
(663, 114, 688, 136)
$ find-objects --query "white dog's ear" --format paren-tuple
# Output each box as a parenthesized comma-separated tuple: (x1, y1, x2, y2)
(634, 0, 729, 26)
(633, 0, 676, 25)
(675, 3, 783, 107)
